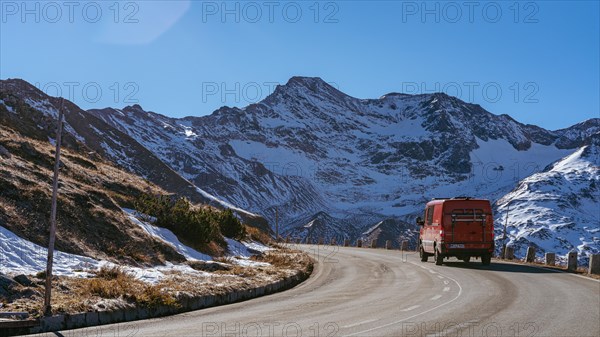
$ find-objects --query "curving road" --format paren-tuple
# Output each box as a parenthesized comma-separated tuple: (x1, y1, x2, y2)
(33, 245, 600, 337)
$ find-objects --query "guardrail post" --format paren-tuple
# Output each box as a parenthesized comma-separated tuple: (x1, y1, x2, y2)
(371, 240, 377, 248)
(385, 240, 392, 249)
(525, 246, 536, 263)
(589, 254, 600, 275)
(295, 238, 301, 244)
(567, 251, 578, 271)
(356, 239, 362, 248)
(505, 246, 514, 260)
(545, 252, 555, 266)
(330, 238, 336, 246)
(318, 237, 324, 245)
(401, 240, 408, 251)
(343, 239, 350, 247)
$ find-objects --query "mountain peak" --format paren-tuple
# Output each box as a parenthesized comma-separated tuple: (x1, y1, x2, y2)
(287, 76, 328, 86)
(264, 76, 348, 106)
(0, 78, 45, 99)
(276, 76, 340, 95)
(123, 104, 145, 112)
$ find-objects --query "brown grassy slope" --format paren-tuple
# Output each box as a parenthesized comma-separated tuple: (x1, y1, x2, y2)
(0, 79, 272, 235)
(0, 124, 186, 266)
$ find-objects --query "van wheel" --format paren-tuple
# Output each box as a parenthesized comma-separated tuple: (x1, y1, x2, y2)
(420, 246, 428, 262)
(462, 256, 471, 263)
(482, 254, 491, 266)
(434, 249, 443, 266)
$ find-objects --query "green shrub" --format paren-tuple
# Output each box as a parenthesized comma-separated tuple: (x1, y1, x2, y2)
(134, 194, 226, 250)
(218, 208, 246, 240)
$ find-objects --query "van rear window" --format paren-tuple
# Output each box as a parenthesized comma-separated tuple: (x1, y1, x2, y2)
(447, 209, 488, 223)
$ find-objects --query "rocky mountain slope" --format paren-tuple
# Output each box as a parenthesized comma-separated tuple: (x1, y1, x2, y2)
(0, 79, 270, 233)
(88, 78, 596, 237)
(0, 90, 185, 265)
(494, 132, 600, 263)
(2, 77, 598, 261)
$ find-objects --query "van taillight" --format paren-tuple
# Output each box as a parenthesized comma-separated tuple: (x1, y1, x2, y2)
(439, 230, 444, 238)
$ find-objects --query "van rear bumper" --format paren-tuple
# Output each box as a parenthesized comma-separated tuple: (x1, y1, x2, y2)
(441, 243, 494, 256)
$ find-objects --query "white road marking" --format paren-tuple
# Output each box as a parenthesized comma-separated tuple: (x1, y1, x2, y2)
(400, 305, 421, 312)
(347, 263, 464, 337)
(430, 294, 442, 300)
(443, 287, 450, 292)
(437, 275, 445, 279)
(429, 269, 437, 274)
(342, 319, 379, 328)
(443, 280, 449, 285)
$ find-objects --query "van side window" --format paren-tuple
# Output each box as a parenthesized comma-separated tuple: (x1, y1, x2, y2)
(426, 206, 434, 225)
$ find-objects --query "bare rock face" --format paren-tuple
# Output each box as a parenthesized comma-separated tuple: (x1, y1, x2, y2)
(0, 273, 17, 299)
(0, 144, 10, 159)
(360, 218, 417, 250)
(13, 274, 35, 287)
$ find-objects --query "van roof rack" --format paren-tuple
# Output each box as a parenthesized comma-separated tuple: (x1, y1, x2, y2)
(431, 197, 474, 200)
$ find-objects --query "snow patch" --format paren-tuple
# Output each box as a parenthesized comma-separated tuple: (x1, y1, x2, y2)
(124, 209, 212, 261)
(0, 99, 15, 113)
(0, 225, 99, 277)
(196, 187, 260, 217)
(0, 224, 211, 284)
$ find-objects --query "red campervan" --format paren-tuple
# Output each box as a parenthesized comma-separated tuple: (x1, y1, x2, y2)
(417, 197, 494, 266)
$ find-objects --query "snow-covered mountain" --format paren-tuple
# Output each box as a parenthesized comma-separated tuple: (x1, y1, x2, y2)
(1, 77, 598, 261)
(359, 218, 419, 249)
(494, 132, 600, 263)
(88, 78, 595, 230)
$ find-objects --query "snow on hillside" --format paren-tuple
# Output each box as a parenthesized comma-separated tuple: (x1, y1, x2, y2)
(124, 209, 212, 261)
(195, 188, 260, 218)
(0, 225, 98, 277)
(0, 99, 15, 113)
(0, 211, 271, 282)
(125, 209, 270, 267)
(84, 78, 596, 244)
(494, 136, 600, 263)
(0, 223, 208, 283)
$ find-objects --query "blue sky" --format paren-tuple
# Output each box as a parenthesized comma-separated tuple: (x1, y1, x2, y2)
(1, 0, 598, 130)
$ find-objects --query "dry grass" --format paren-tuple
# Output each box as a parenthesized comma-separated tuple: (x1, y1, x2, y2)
(94, 265, 127, 280)
(202, 241, 226, 257)
(251, 249, 313, 271)
(214, 265, 258, 278)
(76, 266, 179, 308)
(1, 249, 314, 316)
(0, 128, 186, 265)
(214, 256, 235, 264)
(245, 226, 273, 245)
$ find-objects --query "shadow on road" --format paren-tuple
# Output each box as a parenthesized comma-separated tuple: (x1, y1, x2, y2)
(439, 261, 562, 274)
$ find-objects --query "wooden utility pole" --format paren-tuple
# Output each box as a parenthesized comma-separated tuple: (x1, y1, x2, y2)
(502, 201, 511, 259)
(44, 98, 64, 316)
(275, 207, 279, 241)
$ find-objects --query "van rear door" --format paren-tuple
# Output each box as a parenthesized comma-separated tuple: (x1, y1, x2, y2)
(444, 204, 490, 244)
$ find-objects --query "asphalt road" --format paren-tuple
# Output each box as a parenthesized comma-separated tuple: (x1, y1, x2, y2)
(33, 245, 600, 337)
